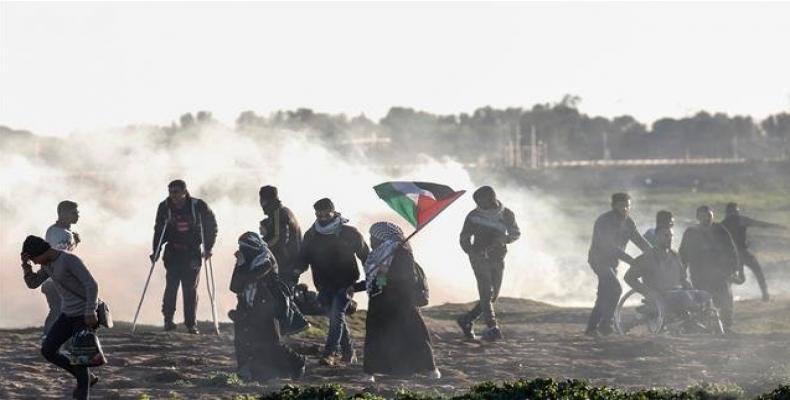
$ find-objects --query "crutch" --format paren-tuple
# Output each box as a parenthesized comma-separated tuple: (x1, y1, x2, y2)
(199, 215, 220, 335)
(132, 220, 168, 333)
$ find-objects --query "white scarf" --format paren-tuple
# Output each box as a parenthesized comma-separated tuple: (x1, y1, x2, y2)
(313, 214, 349, 236)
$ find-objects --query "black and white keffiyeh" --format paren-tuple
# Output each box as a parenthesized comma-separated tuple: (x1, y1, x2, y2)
(364, 221, 411, 297)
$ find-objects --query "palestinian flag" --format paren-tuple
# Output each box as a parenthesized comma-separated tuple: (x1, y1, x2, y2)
(374, 181, 465, 229)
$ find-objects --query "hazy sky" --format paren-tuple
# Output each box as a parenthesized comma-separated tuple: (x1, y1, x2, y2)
(1, 2, 789, 136)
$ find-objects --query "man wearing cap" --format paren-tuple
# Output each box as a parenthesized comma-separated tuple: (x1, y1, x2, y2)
(585, 192, 652, 336)
(21, 235, 99, 400)
(680, 205, 740, 333)
(150, 179, 218, 334)
(721, 202, 787, 302)
(456, 186, 520, 342)
(301, 198, 369, 366)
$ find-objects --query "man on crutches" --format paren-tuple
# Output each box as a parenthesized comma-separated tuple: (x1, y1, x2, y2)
(149, 179, 218, 334)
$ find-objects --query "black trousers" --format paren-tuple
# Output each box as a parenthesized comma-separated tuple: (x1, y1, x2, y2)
(233, 299, 304, 379)
(693, 278, 734, 330)
(462, 256, 505, 326)
(586, 263, 622, 331)
(741, 250, 768, 296)
(41, 314, 91, 400)
(162, 249, 202, 327)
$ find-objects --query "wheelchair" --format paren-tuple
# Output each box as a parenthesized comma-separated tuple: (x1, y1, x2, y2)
(613, 289, 724, 335)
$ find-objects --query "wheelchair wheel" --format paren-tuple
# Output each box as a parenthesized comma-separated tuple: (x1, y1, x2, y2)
(614, 289, 665, 335)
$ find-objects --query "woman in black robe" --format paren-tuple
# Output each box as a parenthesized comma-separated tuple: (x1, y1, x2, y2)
(362, 222, 439, 381)
(230, 232, 305, 381)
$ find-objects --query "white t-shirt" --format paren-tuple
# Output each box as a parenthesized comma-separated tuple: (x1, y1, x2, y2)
(45, 224, 78, 251)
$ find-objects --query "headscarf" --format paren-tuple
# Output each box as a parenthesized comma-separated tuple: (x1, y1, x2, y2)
(364, 222, 410, 297)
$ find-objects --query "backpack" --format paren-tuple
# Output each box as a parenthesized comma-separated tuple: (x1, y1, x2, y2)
(412, 261, 429, 307)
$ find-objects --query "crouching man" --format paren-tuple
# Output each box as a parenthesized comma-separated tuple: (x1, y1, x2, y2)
(229, 232, 306, 380)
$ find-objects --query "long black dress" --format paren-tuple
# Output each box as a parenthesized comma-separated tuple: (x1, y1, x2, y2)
(363, 248, 436, 375)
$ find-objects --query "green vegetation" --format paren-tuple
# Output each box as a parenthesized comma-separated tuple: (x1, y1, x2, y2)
(206, 372, 243, 387)
(256, 380, 790, 400)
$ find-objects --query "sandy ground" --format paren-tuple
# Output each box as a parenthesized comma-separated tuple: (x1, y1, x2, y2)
(2, 297, 790, 399)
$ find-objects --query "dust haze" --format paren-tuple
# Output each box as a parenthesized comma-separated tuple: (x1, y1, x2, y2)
(0, 121, 596, 328)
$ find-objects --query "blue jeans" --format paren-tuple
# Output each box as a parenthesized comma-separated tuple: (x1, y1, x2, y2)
(320, 288, 353, 355)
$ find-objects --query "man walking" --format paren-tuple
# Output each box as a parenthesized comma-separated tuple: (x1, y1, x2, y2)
(301, 198, 369, 366)
(585, 192, 651, 336)
(22, 235, 100, 400)
(680, 205, 740, 333)
(721, 202, 786, 301)
(151, 179, 218, 334)
(456, 186, 521, 342)
(41, 200, 82, 337)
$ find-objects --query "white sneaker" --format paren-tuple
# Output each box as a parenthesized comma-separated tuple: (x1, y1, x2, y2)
(365, 374, 376, 383)
(428, 368, 441, 379)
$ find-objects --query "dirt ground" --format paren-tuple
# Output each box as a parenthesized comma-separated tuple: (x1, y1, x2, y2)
(2, 296, 790, 399)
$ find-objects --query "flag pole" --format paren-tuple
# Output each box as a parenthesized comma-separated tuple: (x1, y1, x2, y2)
(401, 190, 465, 245)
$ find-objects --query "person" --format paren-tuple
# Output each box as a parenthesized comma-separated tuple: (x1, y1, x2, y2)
(679, 205, 740, 333)
(456, 186, 520, 341)
(229, 232, 305, 381)
(643, 210, 674, 247)
(21, 235, 100, 400)
(362, 222, 439, 382)
(150, 179, 218, 334)
(301, 198, 369, 366)
(585, 192, 652, 336)
(41, 200, 82, 337)
(721, 202, 787, 301)
(624, 226, 718, 330)
(259, 185, 310, 335)
(259, 185, 305, 287)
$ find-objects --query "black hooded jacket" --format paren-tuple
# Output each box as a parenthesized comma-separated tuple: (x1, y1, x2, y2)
(301, 223, 369, 293)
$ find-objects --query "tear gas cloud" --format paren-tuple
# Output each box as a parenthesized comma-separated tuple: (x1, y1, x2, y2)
(0, 123, 765, 328)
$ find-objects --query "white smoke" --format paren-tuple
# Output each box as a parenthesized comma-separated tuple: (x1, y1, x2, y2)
(0, 122, 598, 328)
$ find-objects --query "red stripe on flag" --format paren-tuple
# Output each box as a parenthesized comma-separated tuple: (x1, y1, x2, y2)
(416, 191, 465, 228)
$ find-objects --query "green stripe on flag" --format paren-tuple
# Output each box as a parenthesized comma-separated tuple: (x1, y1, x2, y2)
(374, 183, 419, 227)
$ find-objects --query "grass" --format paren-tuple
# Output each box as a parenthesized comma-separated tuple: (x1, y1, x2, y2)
(253, 379, 790, 400)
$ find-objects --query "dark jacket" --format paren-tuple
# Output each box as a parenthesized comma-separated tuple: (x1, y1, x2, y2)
(721, 214, 779, 251)
(261, 203, 303, 276)
(152, 196, 218, 254)
(459, 204, 520, 260)
(625, 248, 691, 293)
(302, 224, 370, 292)
(588, 210, 651, 267)
(679, 223, 739, 284)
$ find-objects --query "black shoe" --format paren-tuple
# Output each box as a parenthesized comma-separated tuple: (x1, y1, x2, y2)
(187, 325, 200, 335)
(456, 316, 476, 340)
(72, 375, 98, 399)
(164, 320, 177, 331)
(481, 326, 503, 342)
(598, 324, 614, 336)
